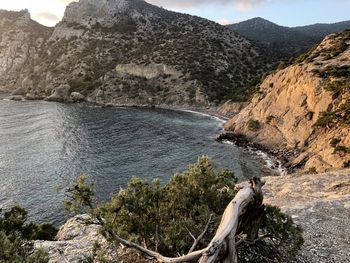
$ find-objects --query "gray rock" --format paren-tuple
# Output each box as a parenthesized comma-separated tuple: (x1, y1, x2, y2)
(25, 93, 44, 100)
(35, 214, 120, 263)
(8, 95, 23, 101)
(70, 92, 85, 102)
(45, 84, 71, 102)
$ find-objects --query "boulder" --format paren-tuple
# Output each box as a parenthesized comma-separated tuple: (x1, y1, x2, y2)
(25, 93, 44, 100)
(34, 214, 119, 263)
(8, 95, 23, 101)
(70, 92, 85, 102)
(11, 86, 27, 96)
(45, 84, 71, 102)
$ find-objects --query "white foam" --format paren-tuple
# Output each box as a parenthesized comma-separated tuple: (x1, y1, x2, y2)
(178, 109, 227, 124)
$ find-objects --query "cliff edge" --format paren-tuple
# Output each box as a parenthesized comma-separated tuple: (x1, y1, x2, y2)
(225, 30, 350, 172)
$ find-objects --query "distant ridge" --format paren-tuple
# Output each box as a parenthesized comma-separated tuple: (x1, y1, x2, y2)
(228, 18, 350, 61)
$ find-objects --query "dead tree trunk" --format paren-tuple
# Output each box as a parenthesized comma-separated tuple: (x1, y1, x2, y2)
(97, 177, 265, 263)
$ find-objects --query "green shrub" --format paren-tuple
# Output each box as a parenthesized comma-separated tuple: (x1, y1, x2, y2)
(324, 80, 350, 95)
(0, 206, 54, 262)
(247, 119, 261, 131)
(312, 111, 337, 128)
(66, 157, 303, 263)
(330, 138, 341, 147)
(306, 167, 317, 174)
(333, 145, 350, 155)
(266, 115, 275, 124)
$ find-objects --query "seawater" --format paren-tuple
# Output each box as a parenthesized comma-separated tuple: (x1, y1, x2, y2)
(0, 100, 266, 225)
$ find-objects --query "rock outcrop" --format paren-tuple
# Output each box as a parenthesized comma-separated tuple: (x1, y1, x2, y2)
(0, 9, 52, 93)
(225, 30, 350, 172)
(35, 214, 119, 263)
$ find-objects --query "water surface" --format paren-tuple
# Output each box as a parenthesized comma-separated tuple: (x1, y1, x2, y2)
(0, 101, 265, 225)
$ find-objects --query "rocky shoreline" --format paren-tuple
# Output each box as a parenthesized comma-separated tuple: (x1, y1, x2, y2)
(216, 132, 297, 174)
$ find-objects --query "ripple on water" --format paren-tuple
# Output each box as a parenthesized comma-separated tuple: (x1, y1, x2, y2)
(0, 101, 266, 225)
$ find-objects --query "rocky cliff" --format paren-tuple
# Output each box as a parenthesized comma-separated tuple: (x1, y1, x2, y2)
(0, 0, 269, 107)
(0, 9, 52, 95)
(225, 30, 350, 172)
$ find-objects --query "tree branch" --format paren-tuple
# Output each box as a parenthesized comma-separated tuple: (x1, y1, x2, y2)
(188, 214, 213, 253)
(92, 177, 265, 263)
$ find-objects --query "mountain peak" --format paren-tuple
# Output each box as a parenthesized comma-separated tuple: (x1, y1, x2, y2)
(0, 8, 31, 26)
(62, 0, 147, 26)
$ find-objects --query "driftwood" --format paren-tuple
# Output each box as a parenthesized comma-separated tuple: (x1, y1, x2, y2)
(96, 177, 265, 263)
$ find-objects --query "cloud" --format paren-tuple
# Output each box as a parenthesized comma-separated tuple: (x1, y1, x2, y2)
(148, 0, 267, 10)
(217, 18, 243, 25)
(34, 11, 59, 21)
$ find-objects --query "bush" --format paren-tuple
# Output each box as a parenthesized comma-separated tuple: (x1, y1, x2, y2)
(0, 206, 54, 262)
(306, 167, 317, 174)
(324, 80, 350, 95)
(333, 145, 350, 155)
(312, 111, 337, 128)
(101, 156, 237, 255)
(266, 115, 275, 124)
(66, 157, 304, 262)
(330, 138, 341, 147)
(247, 119, 261, 131)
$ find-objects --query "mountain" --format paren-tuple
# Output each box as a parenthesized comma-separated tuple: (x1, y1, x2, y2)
(0, 0, 270, 106)
(295, 20, 350, 39)
(0, 9, 52, 94)
(224, 30, 350, 172)
(228, 18, 350, 62)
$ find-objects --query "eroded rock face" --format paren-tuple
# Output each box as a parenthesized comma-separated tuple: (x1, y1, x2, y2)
(0, 10, 52, 93)
(225, 31, 350, 172)
(35, 214, 119, 263)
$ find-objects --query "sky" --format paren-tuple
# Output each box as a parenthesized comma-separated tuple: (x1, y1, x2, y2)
(0, 0, 349, 27)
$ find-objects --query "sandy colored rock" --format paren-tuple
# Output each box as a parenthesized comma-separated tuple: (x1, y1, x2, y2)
(225, 32, 350, 172)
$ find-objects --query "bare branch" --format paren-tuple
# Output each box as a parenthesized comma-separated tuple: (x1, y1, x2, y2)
(188, 214, 214, 253)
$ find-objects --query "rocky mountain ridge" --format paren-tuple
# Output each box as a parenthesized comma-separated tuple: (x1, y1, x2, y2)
(225, 30, 350, 172)
(0, 0, 270, 107)
(228, 18, 350, 62)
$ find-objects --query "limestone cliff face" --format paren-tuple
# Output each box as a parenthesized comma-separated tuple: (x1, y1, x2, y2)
(0, 0, 270, 107)
(225, 31, 350, 172)
(0, 10, 52, 94)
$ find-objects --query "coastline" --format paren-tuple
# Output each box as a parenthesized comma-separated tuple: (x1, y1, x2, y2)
(1, 96, 286, 175)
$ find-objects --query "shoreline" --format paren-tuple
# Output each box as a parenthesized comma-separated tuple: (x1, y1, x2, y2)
(1, 97, 286, 175)
(216, 132, 290, 175)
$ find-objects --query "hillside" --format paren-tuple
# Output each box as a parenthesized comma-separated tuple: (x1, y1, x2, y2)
(0, 0, 270, 106)
(225, 30, 350, 172)
(228, 18, 350, 62)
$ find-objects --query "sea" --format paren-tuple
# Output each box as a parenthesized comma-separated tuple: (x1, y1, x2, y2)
(0, 100, 269, 225)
